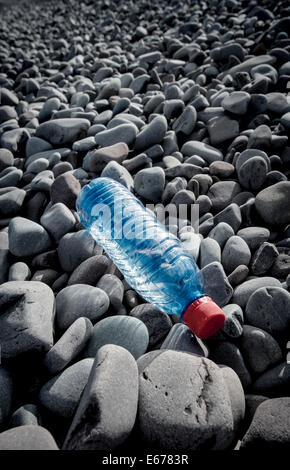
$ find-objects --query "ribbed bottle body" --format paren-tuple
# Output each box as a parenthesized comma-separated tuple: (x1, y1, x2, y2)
(77, 177, 204, 316)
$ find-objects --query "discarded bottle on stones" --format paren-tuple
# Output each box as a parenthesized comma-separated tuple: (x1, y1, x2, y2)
(77, 177, 226, 338)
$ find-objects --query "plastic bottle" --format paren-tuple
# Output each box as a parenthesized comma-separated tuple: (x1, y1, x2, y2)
(77, 177, 226, 338)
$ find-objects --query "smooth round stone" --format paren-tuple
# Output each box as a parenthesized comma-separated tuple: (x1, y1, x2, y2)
(63, 344, 139, 451)
(101, 160, 133, 190)
(8, 217, 51, 257)
(221, 304, 244, 338)
(95, 123, 138, 148)
(134, 167, 165, 202)
(163, 99, 184, 120)
(68, 255, 109, 286)
(52, 162, 74, 178)
(195, 195, 212, 215)
(26, 158, 49, 174)
(251, 242, 279, 276)
(130, 303, 172, 347)
(199, 237, 221, 268)
(84, 315, 149, 360)
(235, 149, 270, 173)
(238, 156, 267, 191)
(201, 261, 233, 307)
(0, 188, 26, 217)
(210, 342, 252, 391)
(58, 230, 102, 272)
(8, 404, 42, 428)
(251, 64, 278, 84)
(43, 317, 93, 376)
(222, 236, 251, 274)
(213, 203, 242, 233)
(30, 269, 59, 286)
(181, 140, 223, 164)
(208, 115, 239, 146)
(239, 325, 282, 375)
(135, 115, 167, 152)
(172, 105, 197, 135)
(40, 202, 75, 241)
(88, 142, 129, 172)
(97, 274, 124, 310)
(247, 125, 272, 151)
(25, 136, 53, 158)
(38, 97, 61, 122)
(50, 173, 81, 209)
(0, 168, 23, 189)
(207, 181, 241, 212)
(270, 254, 290, 278)
(138, 351, 234, 450)
(222, 91, 251, 115)
(227, 265, 249, 287)
(0, 281, 55, 359)
(39, 358, 94, 418)
(30, 170, 54, 192)
(8, 262, 31, 281)
(209, 161, 235, 178)
(0, 426, 58, 450)
(208, 222, 235, 248)
(220, 366, 245, 442)
(0, 149, 14, 171)
(281, 112, 290, 130)
(245, 286, 290, 338)
(35, 118, 90, 145)
(56, 284, 109, 331)
(255, 182, 290, 226)
(0, 366, 12, 427)
(171, 189, 196, 208)
(232, 277, 282, 308)
(252, 362, 290, 398)
(240, 398, 290, 449)
(237, 227, 270, 251)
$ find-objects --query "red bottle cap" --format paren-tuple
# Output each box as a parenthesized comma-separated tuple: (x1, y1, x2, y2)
(182, 296, 226, 339)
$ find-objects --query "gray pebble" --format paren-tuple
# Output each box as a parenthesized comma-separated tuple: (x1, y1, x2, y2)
(57, 230, 102, 272)
(56, 284, 110, 331)
(130, 303, 172, 347)
(43, 317, 93, 376)
(201, 261, 233, 307)
(0, 281, 54, 359)
(63, 344, 138, 450)
(84, 315, 149, 360)
(8, 217, 51, 257)
(245, 286, 290, 338)
(97, 274, 124, 310)
(0, 425, 58, 450)
(222, 236, 251, 274)
(134, 167, 165, 202)
(232, 277, 282, 308)
(39, 358, 94, 418)
(40, 202, 75, 241)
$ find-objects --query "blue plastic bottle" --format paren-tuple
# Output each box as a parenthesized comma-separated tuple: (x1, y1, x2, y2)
(77, 177, 225, 338)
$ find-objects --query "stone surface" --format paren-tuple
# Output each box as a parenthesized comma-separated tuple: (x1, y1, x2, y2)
(0, 366, 12, 427)
(84, 315, 149, 360)
(56, 284, 109, 331)
(0, 281, 55, 359)
(130, 303, 172, 347)
(57, 230, 102, 272)
(0, 426, 58, 450)
(239, 325, 282, 375)
(232, 277, 282, 308)
(134, 167, 165, 202)
(211, 342, 251, 390)
(50, 173, 81, 209)
(43, 317, 93, 376)
(88, 142, 129, 172)
(39, 359, 94, 418)
(221, 236, 251, 274)
(245, 286, 290, 338)
(255, 182, 290, 226)
(240, 398, 290, 449)
(201, 262, 233, 307)
(63, 345, 139, 450)
(35, 118, 90, 145)
(138, 350, 234, 450)
(40, 202, 75, 241)
(9, 217, 51, 257)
